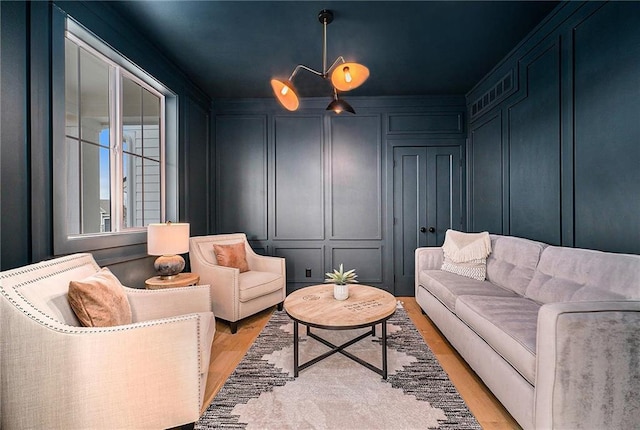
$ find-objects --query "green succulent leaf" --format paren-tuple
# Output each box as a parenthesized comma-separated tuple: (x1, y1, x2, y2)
(324, 263, 359, 285)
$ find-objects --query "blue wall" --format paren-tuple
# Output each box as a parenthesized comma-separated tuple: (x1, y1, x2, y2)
(467, 1, 640, 254)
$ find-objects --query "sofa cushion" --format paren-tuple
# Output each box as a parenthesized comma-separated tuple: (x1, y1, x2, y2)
(67, 268, 133, 327)
(418, 269, 517, 312)
(486, 235, 546, 295)
(238, 271, 283, 302)
(213, 242, 249, 273)
(456, 295, 540, 385)
(525, 246, 640, 304)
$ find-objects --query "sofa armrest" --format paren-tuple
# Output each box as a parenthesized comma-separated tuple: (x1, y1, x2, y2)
(125, 285, 213, 321)
(535, 301, 640, 429)
(415, 247, 444, 279)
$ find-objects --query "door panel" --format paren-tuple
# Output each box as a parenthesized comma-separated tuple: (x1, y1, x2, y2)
(393, 147, 427, 296)
(393, 146, 461, 296)
(428, 147, 462, 246)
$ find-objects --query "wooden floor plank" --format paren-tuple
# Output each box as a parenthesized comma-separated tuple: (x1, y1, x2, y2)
(202, 297, 520, 429)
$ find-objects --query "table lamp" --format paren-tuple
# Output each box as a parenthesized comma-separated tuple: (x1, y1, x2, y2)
(147, 222, 190, 279)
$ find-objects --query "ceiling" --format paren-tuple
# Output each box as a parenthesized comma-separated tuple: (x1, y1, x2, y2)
(109, 1, 558, 100)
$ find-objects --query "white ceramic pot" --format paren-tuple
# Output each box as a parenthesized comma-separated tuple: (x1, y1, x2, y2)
(333, 284, 349, 300)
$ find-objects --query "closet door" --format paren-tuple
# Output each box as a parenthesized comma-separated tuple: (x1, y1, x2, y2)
(393, 146, 461, 296)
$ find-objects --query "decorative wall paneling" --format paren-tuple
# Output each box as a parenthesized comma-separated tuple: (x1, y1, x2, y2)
(468, 112, 504, 234)
(387, 112, 464, 135)
(329, 115, 382, 240)
(571, 1, 640, 253)
(273, 115, 324, 240)
(215, 115, 268, 240)
(467, 1, 640, 254)
(183, 99, 211, 237)
(273, 246, 325, 285)
(0, 1, 30, 270)
(507, 39, 561, 245)
(213, 97, 466, 294)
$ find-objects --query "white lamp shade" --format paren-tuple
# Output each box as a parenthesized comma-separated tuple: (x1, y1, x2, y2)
(147, 223, 190, 256)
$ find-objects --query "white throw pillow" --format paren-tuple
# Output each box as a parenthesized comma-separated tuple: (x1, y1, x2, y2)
(441, 257, 487, 281)
(441, 230, 491, 281)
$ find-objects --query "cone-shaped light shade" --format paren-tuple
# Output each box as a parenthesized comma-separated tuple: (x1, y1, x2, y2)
(271, 79, 299, 111)
(326, 97, 355, 114)
(331, 62, 369, 91)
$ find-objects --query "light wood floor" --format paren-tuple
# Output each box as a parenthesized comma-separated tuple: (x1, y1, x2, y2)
(202, 297, 521, 429)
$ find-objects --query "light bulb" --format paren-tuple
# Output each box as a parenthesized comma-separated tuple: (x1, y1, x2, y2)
(343, 66, 352, 83)
(281, 86, 289, 96)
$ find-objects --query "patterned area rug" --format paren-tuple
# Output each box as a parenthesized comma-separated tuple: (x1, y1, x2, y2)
(196, 304, 480, 429)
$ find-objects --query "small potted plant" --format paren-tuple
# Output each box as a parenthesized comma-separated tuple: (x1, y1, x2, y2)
(325, 263, 358, 300)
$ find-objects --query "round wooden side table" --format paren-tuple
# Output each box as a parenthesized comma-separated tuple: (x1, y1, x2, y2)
(144, 272, 200, 289)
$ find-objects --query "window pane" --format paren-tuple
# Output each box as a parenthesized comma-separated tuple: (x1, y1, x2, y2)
(66, 138, 81, 235)
(122, 76, 142, 155)
(122, 154, 160, 228)
(143, 88, 161, 161)
(80, 47, 110, 146)
(143, 158, 161, 224)
(81, 142, 111, 234)
(65, 39, 79, 138)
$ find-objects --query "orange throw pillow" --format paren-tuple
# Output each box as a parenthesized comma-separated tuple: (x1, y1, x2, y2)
(68, 268, 132, 327)
(213, 243, 249, 273)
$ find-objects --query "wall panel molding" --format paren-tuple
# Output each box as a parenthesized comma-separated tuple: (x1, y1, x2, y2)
(330, 245, 383, 284)
(329, 115, 382, 240)
(215, 115, 268, 240)
(466, 0, 639, 254)
(387, 112, 463, 135)
(469, 112, 503, 234)
(273, 115, 324, 240)
(213, 96, 466, 294)
(274, 245, 325, 284)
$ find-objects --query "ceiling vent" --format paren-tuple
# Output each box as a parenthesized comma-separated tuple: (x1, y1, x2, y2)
(470, 71, 515, 120)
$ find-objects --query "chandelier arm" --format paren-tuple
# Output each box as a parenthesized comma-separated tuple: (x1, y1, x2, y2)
(326, 56, 346, 74)
(289, 64, 324, 81)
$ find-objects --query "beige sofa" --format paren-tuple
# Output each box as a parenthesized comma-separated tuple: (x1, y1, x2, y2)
(415, 235, 640, 429)
(0, 253, 215, 429)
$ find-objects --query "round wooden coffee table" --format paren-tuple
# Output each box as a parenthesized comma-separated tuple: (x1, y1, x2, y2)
(284, 284, 396, 378)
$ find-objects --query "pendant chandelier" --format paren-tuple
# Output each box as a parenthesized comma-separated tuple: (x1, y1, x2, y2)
(270, 9, 369, 114)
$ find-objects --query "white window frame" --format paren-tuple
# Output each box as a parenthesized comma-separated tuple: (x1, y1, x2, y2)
(53, 15, 178, 255)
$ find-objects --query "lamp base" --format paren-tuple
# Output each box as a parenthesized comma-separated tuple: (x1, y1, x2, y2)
(154, 254, 185, 279)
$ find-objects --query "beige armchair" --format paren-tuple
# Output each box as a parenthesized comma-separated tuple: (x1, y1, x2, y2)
(0, 253, 215, 430)
(189, 233, 286, 333)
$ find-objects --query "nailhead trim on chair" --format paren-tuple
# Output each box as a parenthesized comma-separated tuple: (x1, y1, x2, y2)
(0, 254, 202, 334)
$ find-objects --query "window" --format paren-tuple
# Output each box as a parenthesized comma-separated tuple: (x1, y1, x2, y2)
(54, 16, 178, 255)
(65, 31, 164, 234)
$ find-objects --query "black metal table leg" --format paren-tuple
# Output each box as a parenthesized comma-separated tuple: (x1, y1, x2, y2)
(293, 320, 299, 377)
(382, 320, 388, 379)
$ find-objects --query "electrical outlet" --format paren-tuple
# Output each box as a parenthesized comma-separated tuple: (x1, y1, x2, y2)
(305, 268, 312, 278)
